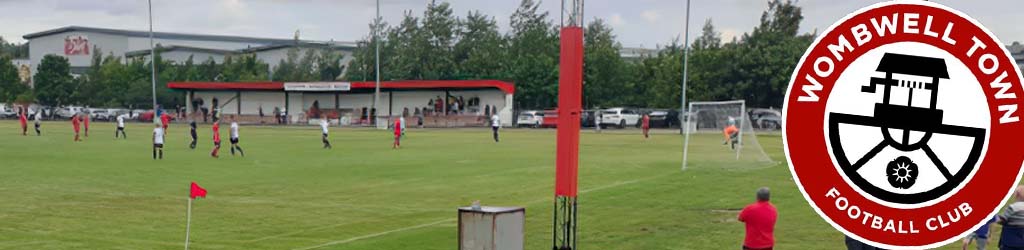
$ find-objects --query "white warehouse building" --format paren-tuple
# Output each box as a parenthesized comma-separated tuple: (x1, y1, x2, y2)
(22, 26, 356, 84)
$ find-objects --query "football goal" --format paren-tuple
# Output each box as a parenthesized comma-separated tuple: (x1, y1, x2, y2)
(682, 100, 774, 171)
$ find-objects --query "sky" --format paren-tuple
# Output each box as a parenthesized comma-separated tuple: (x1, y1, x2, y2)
(0, 0, 1021, 49)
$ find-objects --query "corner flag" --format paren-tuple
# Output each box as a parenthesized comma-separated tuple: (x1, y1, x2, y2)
(190, 182, 207, 199)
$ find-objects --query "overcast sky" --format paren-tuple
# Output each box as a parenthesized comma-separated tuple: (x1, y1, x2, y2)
(0, 0, 1020, 48)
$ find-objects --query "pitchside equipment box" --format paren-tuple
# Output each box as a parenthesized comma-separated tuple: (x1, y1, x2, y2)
(458, 206, 525, 250)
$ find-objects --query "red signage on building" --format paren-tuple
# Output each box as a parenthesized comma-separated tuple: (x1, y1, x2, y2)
(64, 35, 89, 56)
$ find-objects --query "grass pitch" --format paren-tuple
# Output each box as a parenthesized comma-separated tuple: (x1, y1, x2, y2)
(0, 120, 977, 249)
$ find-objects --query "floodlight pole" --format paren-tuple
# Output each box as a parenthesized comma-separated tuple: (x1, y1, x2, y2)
(148, 0, 158, 112)
(680, 0, 691, 170)
(372, 0, 381, 126)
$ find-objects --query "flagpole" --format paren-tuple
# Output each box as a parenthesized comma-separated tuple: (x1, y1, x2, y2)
(184, 198, 192, 250)
(148, 0, 158, 112)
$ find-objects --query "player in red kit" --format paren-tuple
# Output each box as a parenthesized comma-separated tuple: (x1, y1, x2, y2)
(160, 112, 170, 131)
(72, 114, 81, 141)
(392, 118, 402, 149)
(641, 114, 651, 139)
(18, 108, 27, 136)
(211, 121, 222, 158)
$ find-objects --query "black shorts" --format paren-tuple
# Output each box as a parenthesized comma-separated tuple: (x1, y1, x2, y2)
(117, 127, 124, 130)
(230, 137, 239, 144)
(154, 143, 163, 148)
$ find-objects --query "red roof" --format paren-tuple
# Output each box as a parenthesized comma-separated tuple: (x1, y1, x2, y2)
(168, 80, 515, 94)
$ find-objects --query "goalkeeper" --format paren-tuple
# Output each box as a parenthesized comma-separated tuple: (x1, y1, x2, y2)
(723, 117, 740, 149)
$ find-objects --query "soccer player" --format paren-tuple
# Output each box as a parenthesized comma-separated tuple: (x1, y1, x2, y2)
(229, 116, 244, 157)
(115, 114, 127, 139)
(153, 123, 165, 160)
(211, 120, 221, 158)
(72, 114, 82, 142)
(392, 118, 402, 149)
(491, 113, 500, 142)
(723, 117, 740, 149)
(321, 119, 332, 149)
(641, 114, 651, 139)
(400, 116, 407, 137)
(160, 112, 171, 132)
(189, 119, 198, 149)
(83, 113, 90, 137)
(33, 111, 42, 136)
(18, 107, 28, 136)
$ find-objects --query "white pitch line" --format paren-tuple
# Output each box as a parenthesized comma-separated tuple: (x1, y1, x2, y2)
(291, 218, 454, 250)
(289, 172, 671, 250)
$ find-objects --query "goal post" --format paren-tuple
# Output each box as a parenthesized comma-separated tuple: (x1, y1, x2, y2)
(682, 100, 774, 171)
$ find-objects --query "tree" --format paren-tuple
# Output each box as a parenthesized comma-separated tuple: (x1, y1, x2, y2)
(421, 0, 457, 79)
(583, 19, 632, 108)
(0, 55, 26, 102)
(507, 0, 559, 109)
(33, 55, 75, 107)
(454, 11, 506, 79)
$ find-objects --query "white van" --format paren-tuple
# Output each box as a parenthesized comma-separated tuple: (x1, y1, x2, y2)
(600, 108, 641, 128)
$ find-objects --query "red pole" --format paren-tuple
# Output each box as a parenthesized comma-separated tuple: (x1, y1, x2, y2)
(555, 27, 584, 198)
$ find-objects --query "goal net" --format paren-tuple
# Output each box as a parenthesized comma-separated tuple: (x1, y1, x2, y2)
(682, 100, 774, 170)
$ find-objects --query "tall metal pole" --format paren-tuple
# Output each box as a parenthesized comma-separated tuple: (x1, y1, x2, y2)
(372, 0, 381, 126)
(680, 0, 691, 170)
(149, 0, 158, 111)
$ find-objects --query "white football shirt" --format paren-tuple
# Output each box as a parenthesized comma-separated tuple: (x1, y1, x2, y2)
(154, 127, 165, 144)
(230, 122, 239, 139)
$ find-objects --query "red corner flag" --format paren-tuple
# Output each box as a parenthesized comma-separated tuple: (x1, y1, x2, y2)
(190, 182, 207, 199)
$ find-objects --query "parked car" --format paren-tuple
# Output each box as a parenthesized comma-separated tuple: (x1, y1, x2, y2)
(600, 108, 641, 128)
(0, 104, 16, 118)
(647, 109, 681, 128)
(88, 108, 112, 121)
(580, 109, 598, 128)
(56, 106, 86, 119)
(749, 108, 782, 130)
(517, 110, 543, 128)
(130, 109, 147, 120)
(541, 109, 558, 128)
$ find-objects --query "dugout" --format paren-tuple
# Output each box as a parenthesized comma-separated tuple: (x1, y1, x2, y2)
(167, 80, 515, 127)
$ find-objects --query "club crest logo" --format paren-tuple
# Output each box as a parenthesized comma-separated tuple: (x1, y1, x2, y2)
(783, 1, 1024, 248)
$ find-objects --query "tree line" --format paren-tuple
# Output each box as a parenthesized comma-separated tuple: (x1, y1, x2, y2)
(0, 43, 345, 109)
(1, 0, 811, 111)
(347, 0, 812, 110)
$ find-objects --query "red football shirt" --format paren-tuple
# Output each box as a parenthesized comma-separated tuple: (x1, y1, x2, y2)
(72, 117, 80, 131)
(738, 201, 777, 249)
(19, 113, 27, 126)
(642, 115, 650, 128)
(393, 119, 402, 136)
(161, 114, 170, 129)
(212, 123, 221, 143)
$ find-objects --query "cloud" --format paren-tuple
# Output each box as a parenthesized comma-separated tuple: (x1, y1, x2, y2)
(641, 10, 660, 23)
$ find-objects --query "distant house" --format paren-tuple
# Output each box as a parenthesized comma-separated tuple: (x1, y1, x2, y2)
(1009, 42, 1024, 72)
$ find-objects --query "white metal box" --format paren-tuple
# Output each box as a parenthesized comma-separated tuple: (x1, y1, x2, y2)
(458, 206, 525, 250)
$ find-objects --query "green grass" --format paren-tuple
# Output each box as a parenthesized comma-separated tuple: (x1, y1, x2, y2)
(0, 120, 979, 249)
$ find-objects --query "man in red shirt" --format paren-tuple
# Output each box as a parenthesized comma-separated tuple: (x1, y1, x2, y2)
(641, 114, 651, 139)
(738, 187, 777, 250)
(72, 114, 81, 142)
(392, 118, 402, 149)
(18, 108, 28, 136)
(211, 121, 221, 158)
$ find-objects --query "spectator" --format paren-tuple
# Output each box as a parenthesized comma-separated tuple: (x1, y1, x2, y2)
(963, 216, 996, 250)
(259, 105, 265, 124)
(998, 186, 1024, 250)
(738, 187, 776, 250)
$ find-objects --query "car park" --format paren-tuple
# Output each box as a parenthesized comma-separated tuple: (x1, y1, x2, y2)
(600, 108, 641, 128)
(516, 110, 543, 128)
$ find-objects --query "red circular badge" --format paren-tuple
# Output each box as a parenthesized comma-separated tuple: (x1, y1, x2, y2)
(784, 1, 1024, 248)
